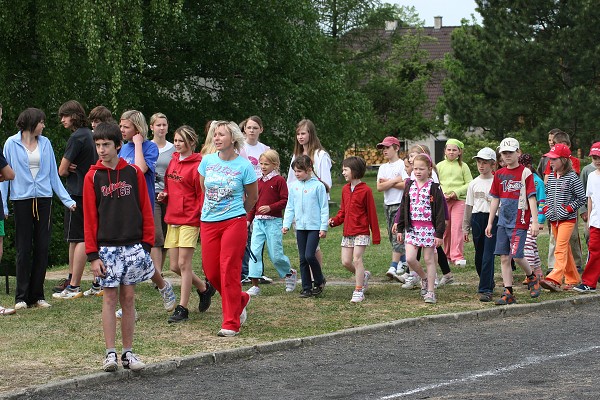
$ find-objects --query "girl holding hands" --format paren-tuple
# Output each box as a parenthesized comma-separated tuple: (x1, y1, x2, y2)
(329, 157, 380, 303)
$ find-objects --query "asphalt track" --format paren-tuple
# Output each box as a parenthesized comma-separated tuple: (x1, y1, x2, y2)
(7, 296, 600, 400)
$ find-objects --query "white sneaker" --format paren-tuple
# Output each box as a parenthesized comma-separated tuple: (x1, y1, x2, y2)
(401, 273, 421, 289)
(52, 286, 83, 299)
(246, 286, 260, 296)
(363, 270, 371, 293)
(159, 280, 177, 312)
(386, 266, 397, 280)
(397, 272, 410, 284)
(217, 329, 239, 337)
(437, 274, 454, 287)
(84, 285, 104, 297)
(397, 262, 408, 276)
(240, 297, 249, 325)
(34, 300, 51, 308)
(121, 351, 145, 371)
(455, 259, 467, 267)
(424, 291, 437, 304)
(14, 301, 28, 310)
(284, 269, 298, 292)
(116, 308, 139, 321)
(103, 352, 118, 372)
(420, 278, 428, 297)
(350, 290, 365, 303)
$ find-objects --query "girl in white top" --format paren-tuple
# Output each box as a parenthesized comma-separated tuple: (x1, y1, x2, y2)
(286, 119, 332, 267)
(287, 119, 332, 194)
(150, 113, 175, 275)
(243, 116, 270, 179)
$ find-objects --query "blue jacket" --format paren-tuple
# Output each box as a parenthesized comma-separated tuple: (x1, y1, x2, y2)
(1, 132, 75, 215)
(283, 176, 329, 231)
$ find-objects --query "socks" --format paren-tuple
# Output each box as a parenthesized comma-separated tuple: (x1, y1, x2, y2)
(506, 286, 513, 294)
(106, 348, 116, 356)
(122, 348, 132, 356)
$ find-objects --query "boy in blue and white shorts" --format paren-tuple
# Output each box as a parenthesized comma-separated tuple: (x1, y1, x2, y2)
(83, 122, 155, 372)
(485, 138, 541, 305)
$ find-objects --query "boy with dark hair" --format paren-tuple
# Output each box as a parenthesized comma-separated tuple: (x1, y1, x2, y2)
(84, 122, 155, 371)
(88, 106, 114, 130)
(485, 138, 541, 305)
(53, 100, 98, 299)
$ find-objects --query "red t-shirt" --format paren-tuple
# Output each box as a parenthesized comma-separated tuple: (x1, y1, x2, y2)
(490, 164, 536, 229)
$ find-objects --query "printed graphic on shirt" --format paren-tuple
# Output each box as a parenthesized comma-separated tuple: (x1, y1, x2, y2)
(101, 181, 132, 197)
(203, 164, 241, 216)
(490, 165, 535, 229)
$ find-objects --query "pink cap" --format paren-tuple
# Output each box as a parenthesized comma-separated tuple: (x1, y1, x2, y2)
(589, 142, 600, 157)
(376, 136, 400, 149)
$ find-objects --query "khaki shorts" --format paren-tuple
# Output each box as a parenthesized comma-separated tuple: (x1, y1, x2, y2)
(164, 225, 200, 248)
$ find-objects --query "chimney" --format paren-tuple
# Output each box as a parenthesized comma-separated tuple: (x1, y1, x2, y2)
(385, 20, 398, 31)
(434, 16, 442, 29)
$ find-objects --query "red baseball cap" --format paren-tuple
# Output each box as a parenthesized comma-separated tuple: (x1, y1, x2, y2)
(376, 136, 400, 149)
(544, 143, 571, 159)
(589, 142, 600, 157)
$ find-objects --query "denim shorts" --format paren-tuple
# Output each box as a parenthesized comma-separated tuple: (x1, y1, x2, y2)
(494, 226, 527, 259)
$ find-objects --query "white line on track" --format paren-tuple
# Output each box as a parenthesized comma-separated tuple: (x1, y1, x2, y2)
(378, 345, 600, 399)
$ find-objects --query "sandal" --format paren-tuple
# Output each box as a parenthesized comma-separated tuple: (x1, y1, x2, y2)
(0, 306, 16, 315)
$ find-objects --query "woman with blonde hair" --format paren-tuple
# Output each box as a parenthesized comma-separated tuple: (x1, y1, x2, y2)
(198, 121, 258, 336)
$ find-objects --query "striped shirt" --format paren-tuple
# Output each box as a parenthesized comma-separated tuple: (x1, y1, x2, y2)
(544, 170, 586, 222)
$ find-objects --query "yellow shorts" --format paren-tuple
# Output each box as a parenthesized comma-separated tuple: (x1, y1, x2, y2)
(164, 225, 200, 248)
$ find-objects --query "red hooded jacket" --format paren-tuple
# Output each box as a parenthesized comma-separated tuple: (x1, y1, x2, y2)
(162, 152, 203, 226)
(329, 181, 381, 244)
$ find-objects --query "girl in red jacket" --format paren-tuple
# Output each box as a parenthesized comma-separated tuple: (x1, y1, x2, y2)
(329, 157, 380, 303)
(157, 125, 215, 323)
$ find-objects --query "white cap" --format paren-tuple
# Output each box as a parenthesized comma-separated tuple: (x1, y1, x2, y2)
(472, 147, 496, 161)
(497, 137, 520, 152)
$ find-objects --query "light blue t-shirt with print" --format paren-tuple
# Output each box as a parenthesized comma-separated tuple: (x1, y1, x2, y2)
(198, 152, 257, 222)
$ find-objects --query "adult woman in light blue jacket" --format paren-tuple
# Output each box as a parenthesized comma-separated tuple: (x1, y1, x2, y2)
(1, 108, 75, 310)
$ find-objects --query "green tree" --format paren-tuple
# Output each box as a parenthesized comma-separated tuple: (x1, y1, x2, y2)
(442, 0, 600, 151)
(0, 0, 374, 265)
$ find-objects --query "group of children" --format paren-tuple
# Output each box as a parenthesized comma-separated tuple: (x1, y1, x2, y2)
(2, 103, 600, 371)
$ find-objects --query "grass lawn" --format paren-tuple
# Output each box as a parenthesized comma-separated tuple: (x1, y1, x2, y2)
(0, 171, 588, 394)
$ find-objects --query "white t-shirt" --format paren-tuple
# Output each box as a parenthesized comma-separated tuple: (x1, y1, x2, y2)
(465, 176, 494, 213)
(587, 171, 600, 228)
(287, 150, 332, 200)
(27, 146, 41, 180)
(377, 159, 408, 205)
(243, 141, 270, 179)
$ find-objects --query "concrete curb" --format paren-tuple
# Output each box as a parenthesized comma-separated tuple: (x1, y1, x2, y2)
(4, 293, 600, 399)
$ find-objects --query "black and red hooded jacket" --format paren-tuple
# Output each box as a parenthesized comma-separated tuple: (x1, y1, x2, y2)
(83, 158, 154, 261)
